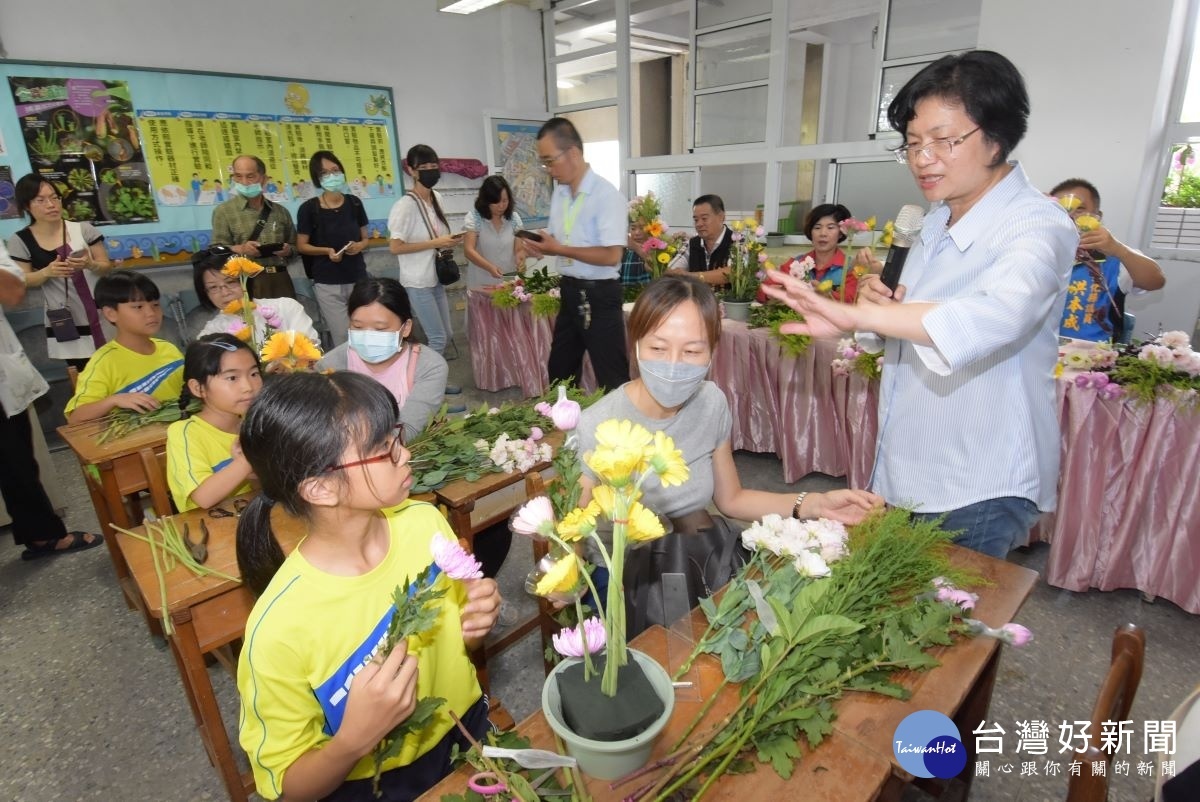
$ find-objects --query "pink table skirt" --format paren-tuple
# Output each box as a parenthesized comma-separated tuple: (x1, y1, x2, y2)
(1039, 382, 1200, 613)
(467, 290, 594, 396)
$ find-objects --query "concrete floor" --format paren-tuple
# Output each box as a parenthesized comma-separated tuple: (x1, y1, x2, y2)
(2, 305, 1197, 801)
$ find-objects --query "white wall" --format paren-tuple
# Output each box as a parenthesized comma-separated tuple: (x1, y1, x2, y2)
(0, 0, 547, 160)
(979, 0, 1198, 336)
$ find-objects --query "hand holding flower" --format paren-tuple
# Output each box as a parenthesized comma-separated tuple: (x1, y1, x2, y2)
(799, 488, 884, 525)
(459, 578, 501, 642)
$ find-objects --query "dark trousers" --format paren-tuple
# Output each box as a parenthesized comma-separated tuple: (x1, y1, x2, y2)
(248, 267, 296, 300)
(0, 407, 67, 548)
(319, 696, 488, 802)
(548, 279, 630, 392)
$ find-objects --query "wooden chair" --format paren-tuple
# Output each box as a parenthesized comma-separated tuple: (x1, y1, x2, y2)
(1066, 623, 1147, 802)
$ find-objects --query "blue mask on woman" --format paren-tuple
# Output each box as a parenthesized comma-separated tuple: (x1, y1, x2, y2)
(348, 329, 400, 364)
(320, 172, 347, 192)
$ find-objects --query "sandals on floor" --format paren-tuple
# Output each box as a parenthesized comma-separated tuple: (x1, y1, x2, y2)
(20, 531, 105, 561)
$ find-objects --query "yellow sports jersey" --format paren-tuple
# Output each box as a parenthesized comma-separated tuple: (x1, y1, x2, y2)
(65, 338, 184, 415)
(165, 416, 252, 512)
(236, 500, 481, 800)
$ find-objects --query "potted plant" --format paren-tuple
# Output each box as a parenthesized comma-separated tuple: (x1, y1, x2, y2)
(511, 394, 688, 778)
(721, 217, 770, 321)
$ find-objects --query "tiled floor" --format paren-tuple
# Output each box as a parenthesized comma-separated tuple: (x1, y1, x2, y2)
(2, 307, 1196, 801)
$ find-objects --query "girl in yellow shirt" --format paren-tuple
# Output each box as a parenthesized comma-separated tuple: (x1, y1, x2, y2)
(166, 333, 262, 511)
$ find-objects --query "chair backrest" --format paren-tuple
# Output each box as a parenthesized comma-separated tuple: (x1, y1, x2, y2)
(1066, 623, 1147, 802)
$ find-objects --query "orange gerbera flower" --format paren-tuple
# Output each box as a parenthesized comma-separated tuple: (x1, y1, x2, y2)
(221, 298, 256, 315)
(260, 330, 323, 371)
(220, 255, 264, 278)
(233, 326, 252, 342)
(645, 220, 665, 238)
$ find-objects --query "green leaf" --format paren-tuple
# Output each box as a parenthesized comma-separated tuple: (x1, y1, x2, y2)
(699, 595, 718, 622)
(727, 647, 762, 683)
(798, 703, 834, 748)
(422, 469, 448, 486)
(755, 734, 802, 779)
(793, 613, 863, 645)
(849, 680, 911, 699)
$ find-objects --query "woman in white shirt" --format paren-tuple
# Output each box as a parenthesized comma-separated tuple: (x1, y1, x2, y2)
(462, 175, 524, 288)
(386, 144, 460, 356)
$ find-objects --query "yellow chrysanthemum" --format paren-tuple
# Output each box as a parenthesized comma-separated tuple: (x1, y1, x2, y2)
(880, 233, 893, 248)
(730, 220, 743, 232)
(556, 507, 597, 542)
(764, 260, 775, 271)
(742, 217, 758, 229)
(667, 246, 677, 255)
(656, 252, 670, 264)
(594, 418, 654, 452)
(1058, 195, 1082, 212)
(260, 330, 323, 368)
(645, 430, 688, 487)
(220, 255, 264, 278)
(863, 216, 877, 230)
(221, 298, 256, 315)
(535, 553, 580, 596)
(1075, 214, 1101, 232)
(818, 279, 834, 293)
(626, 501, 666, 542)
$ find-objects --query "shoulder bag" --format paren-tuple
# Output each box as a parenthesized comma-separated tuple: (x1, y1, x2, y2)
(409, 192, 460, 286)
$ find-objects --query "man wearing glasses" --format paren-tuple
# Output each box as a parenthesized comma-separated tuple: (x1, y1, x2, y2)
(211, 154, 297, 299)
(522, 117, 629, 391)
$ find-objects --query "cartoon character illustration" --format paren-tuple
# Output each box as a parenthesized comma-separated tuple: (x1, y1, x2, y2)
(364, 92, 391, 116)
(284, 83, 311, 115)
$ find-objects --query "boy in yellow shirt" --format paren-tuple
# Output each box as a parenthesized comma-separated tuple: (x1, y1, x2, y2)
(65, 270, 184, 423)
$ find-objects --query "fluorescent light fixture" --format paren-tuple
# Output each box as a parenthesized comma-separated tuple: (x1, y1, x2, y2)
(438, 0, 506, 13)
(556, 78, 576, 89)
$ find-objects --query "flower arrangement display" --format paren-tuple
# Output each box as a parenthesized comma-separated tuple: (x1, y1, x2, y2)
(369, 533, 485, 795)
(515, 416, 687, 700)
(616, 509, 1031, 800)
(1099, 331, 1200, 405)
(490, 265, 561, 318)
(831, 337, 883, 381)
(628, 192, 662, 236)
(746, 302, 811, 358)
(724, 217, 770, 303)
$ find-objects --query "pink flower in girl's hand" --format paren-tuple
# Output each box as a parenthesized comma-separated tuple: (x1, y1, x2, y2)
(430, 532, 483, 580)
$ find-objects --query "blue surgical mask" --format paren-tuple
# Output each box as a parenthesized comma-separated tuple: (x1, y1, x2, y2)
(233, 181, 263, 199)
(636, 343, 710, 409)
(348, 329, 401, 364)
(320, 172, 346, 192)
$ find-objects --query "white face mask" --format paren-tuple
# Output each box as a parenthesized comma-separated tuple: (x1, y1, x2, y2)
(636, 343, 710, 409)
(348, 329, 401, 363)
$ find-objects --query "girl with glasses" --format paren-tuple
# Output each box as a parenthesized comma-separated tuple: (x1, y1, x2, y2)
(234, 371, 500, 802)
(7, 173, 113, 370)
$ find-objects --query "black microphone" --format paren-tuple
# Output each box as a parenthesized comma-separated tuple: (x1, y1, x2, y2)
(880, 204, 925, 291)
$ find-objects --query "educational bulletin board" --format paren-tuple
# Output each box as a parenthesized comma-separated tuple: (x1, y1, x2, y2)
(0, 62, 402, 264)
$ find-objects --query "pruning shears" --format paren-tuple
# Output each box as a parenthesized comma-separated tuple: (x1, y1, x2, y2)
(183, 520, 210, 564)
(467, 767, 571, 798)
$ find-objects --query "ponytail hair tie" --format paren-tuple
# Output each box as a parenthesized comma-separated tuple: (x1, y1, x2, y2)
(261, 494, 277, 508)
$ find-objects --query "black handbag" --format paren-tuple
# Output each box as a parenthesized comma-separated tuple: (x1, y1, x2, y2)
(411, 192, 460, 286)
(624, 512, 748, 637)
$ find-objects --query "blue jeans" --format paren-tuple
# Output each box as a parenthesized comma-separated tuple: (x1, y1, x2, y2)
(406, 284, 452, 355)
(911, 497, 1041, 560)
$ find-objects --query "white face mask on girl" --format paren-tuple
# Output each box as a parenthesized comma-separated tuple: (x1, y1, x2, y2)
(348, 329, 401, 363)
(636, 343, 710, 408)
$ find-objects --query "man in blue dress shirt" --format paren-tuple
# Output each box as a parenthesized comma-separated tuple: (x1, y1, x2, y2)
(522, 118, 629, 391)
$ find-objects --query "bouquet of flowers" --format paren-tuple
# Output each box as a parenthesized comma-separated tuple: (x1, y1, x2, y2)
(490, 265, 561, 318)
(1085, 330, 1200, 405)
(640, 231, 687, 279)
(831, 337, 883, 380)
(259, 330, 322, 373)
(628, 192, 662, 235)
(218, 256, 275, 351)
(725, 217, 771, 302)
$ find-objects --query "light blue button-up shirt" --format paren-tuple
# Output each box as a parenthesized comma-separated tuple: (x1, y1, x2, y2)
(547, 168, 627, 280)
(869, 162, 1078, 513)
